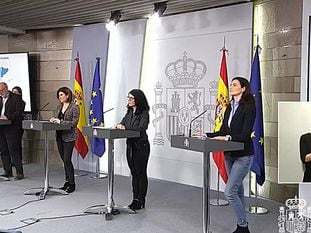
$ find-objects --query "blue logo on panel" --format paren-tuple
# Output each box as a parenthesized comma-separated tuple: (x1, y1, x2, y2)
(0, 67, 8, 77)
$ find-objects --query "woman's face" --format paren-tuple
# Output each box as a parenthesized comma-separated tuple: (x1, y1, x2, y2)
(127, 93, 136, 107)
(230, 79, 245, 97)
(12, 88, 21, 95)
(58, 91, 69, 103)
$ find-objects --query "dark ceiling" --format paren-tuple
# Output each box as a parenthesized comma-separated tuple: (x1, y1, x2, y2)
(0, 0, 252, 34)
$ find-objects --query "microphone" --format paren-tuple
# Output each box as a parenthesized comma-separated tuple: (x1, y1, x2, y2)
(103, 107, 114, 114)
(37, 102, 50, 120)
(188, 109, 208, 138)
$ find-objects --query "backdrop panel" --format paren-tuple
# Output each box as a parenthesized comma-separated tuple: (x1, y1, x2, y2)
(70, 23, 109, 172)
(140, 3, 253, 190)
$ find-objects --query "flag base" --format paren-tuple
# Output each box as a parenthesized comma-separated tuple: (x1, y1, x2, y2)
(247, 206, 268, 215)
(210, 198, 229, 206)
(91, 172, 108, 179)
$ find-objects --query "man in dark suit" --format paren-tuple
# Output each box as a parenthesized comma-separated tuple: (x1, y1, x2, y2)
(0, 82, 24, 180)
(300, 133, 311, 182)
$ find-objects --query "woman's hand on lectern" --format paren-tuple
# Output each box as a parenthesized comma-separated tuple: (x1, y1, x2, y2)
(115, 123, 125, 130)
(50, 117, 60, 124)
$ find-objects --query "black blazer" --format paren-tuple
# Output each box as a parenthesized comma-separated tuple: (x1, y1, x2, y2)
(0, 91, 24, 128)
(299, 133, 311, 182)
(120, 109, 149, 142)
(206, 102, 256, 157)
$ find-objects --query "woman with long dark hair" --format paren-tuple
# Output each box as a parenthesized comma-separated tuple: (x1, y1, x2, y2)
(116, 89, 150, 210)
(205, 77, 256, 233)
(50, 87, 79, 193)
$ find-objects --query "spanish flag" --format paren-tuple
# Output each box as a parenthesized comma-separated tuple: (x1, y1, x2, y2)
(213, 49, 229, 183)
(73, 57, 88, 158)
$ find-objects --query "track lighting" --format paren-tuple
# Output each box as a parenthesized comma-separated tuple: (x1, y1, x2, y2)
(106, 10, 122, 31)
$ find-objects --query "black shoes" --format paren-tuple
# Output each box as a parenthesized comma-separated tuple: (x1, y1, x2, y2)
(60, 182, 75, 193)
(128, 199, 145, 211)
(233, 225, 250, 233)
(60, 182, 70, 190)
(1, 172, 13, 178)
(65, 183, 75, 193)
(15, 173, 24, 180)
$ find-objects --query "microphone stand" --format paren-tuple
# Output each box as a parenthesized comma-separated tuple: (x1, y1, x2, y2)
(37, 102, 50, 120)
(188, 110, 208, 137)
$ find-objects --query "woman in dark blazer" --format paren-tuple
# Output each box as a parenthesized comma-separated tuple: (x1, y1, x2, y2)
(299, 133, 311, 182)
(50, 87, 79, 193)
(206, 77, 256, 233)
(116, 89, 150, 211)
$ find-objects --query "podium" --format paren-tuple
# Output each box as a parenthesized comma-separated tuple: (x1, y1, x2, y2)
(171, 135, 244, 233)
(22, 120, 71, 200)
(0, 120, 12, 181)
(82, 126, 140, 220)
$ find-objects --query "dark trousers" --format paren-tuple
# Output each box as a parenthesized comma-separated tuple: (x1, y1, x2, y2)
(0, 127, 23, 175)
(56, 139, 75, 184)
(126, 140, 150, 201)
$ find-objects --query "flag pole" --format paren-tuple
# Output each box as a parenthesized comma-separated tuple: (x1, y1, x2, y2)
(247, 172, 268, 214)
(90, 154, 107, 179)
(210, 39, 229, 207)
(74, 150, 87, 177)
(247, 37, 268, 214)
(210, 171, 228, 206)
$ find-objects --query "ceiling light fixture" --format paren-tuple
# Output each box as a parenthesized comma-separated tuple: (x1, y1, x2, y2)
(106, 10, 122, 31)
(153, 1, 167, 17)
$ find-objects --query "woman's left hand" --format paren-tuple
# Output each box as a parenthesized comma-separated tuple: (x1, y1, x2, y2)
(212, 136, 230, 141)
(50, 117, 61, 124)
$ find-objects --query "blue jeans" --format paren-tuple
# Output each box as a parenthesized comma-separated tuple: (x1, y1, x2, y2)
(224, 154, 253, 227)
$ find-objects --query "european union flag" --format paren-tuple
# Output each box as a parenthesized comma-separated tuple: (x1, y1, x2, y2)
(89, 58, 105, 157)
(250, 45, 265, 186)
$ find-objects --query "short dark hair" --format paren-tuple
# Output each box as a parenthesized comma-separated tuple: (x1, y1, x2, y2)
(128, 89, 149, 115)
(12, 86, 23, 96)
(231, 77, 254, 104)
(56, 87, 73, 102)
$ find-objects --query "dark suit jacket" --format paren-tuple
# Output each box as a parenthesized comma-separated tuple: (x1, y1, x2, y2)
(0, 91, 24, 129)
(206, 101, 256, 157)
(55, 102, 79, 142)
(299, 133, 311, 182)
(120, 109, 149, 142)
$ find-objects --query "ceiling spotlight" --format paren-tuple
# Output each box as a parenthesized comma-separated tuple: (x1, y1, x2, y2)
(153, 2, 167, 17)
(106, 10, 122, 31)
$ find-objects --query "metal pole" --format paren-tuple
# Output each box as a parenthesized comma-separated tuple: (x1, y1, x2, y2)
(91, 154, 107, 179)
(75, 150, 87, 177)
(247, 172, 268, 214)
(210, 172, 229, 206)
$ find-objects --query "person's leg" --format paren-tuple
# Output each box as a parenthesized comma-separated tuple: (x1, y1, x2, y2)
(224, 155, 253, 227)
(0, 133, 12, 176)
(6, 129, 23, 176)
(133, 141, 150, 204)
(62, 141, 75, 184)
(126, 145, 139, 200)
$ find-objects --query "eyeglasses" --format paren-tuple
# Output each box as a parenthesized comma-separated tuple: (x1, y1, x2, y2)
(126, 96, 135, 101)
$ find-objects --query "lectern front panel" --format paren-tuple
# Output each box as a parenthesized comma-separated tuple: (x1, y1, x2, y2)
(0, 120, 11, 125)
(82, 126, 140, 139)
(22, 120, 71, 131)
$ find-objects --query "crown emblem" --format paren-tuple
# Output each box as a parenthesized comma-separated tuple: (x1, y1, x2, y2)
(165, 51, 207, 88)
(285, 196, 306, 210)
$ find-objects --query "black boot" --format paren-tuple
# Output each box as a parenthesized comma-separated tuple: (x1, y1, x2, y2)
(128, 199, 143, 211)
(60, 181, 70, 190)
(65, 183, 75, 193)
(233, 224, 250, 233)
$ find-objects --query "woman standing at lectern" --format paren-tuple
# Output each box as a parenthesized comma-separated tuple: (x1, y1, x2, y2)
(115, 89, 150, 211)
(201, 77, 256, 233)
(50, 87, 79, 193)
